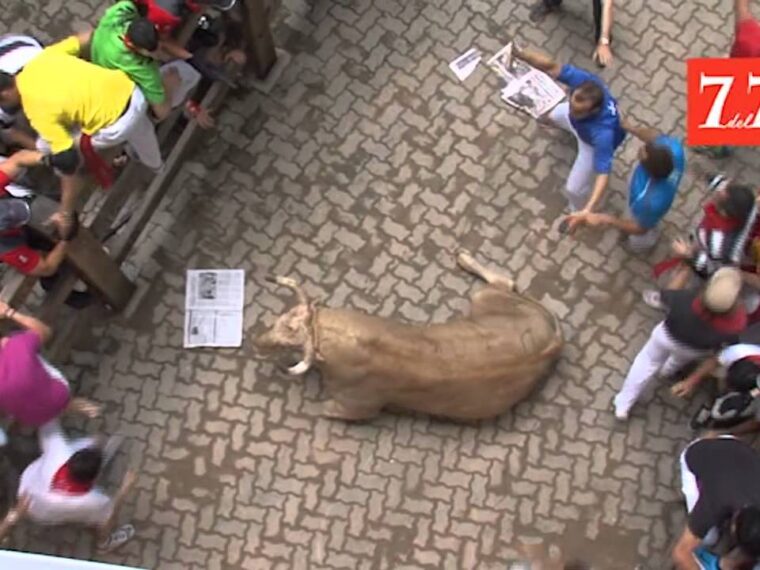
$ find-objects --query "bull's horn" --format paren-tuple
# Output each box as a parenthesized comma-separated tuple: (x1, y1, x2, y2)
(269, 275, 311, 307)
(287, 331, 315, 375)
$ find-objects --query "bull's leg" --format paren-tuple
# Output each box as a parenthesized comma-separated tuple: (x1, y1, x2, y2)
(457, 250, 515, 291)
(323, 398, 382, 421)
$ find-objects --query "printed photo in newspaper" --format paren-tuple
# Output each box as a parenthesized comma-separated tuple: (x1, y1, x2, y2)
(184, 269, 245, 348)
(487, 42, 565, 119)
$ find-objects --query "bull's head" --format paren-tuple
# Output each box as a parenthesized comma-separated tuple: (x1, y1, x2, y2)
(253, 276, 316, 376)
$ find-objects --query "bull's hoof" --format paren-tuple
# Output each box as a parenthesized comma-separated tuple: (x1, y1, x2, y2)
(456, 249, 476, 271)
(322, 399, 380, 422)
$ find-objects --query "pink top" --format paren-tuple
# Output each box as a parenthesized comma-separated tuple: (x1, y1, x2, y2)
(0, 331, 70, 426)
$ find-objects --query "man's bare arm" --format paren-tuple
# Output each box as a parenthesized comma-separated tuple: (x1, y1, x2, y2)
(581, 173, 610, 213)
(736, 0, 753, 24)
(27, 242, 68, 278)
(0, 150, 43, 179)
(513, 46, 563, 78)
(671, 527, 702, 570)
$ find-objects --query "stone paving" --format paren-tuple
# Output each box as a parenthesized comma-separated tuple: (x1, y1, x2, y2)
(3, 0, 760, 568)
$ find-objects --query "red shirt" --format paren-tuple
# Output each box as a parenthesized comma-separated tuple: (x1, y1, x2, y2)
(731, 18, 760, 57)
(0, 170, 40, 274)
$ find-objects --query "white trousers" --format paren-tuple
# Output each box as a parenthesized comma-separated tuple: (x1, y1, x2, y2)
(549, 102, 596, 211)
(614, 322, 707, 416)
(627, 226, 660, 252)
(37, 87, 162, 171)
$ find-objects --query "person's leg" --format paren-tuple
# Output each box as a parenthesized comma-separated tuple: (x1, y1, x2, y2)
(548, 101, 573, 133)
(564, 140, 595, 211)
(613, 322, 673, 418)
(91, 89, 162, 171)
(592, 0, 603, 42)
(123, 112, 163, 172)
(529, 0, 564, 23)
(627, 227, 660, 252)
(548, 103, 595, 210)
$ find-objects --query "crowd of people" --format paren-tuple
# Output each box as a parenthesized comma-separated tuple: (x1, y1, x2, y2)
(0, 0, 757, 567)
(517, 1, 760, 568)
(0, 0, 243, 554)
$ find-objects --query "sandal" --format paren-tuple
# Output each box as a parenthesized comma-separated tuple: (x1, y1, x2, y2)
(642, 289, 665, 311)
(99, 523, 135, 551)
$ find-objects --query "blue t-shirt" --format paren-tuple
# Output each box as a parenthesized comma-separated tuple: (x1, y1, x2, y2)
(628, 134, 685, 230)
(557, 64, 626, 174)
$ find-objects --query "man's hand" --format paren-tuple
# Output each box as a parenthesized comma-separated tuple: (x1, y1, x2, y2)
(671, 379, 698, 399)
(224, 49, 247, 67)
(671, 238, 693, 258)
(592, 43, 614, 67)
(563, 210, 603, 234)
(47, 211, 76, 241)
(5, 494, 31, 525)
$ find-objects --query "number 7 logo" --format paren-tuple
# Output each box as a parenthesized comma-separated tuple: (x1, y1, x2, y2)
(688, 58, 760, 145)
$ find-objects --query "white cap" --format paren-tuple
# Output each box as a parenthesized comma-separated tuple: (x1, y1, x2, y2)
(703, 267, 743, 314)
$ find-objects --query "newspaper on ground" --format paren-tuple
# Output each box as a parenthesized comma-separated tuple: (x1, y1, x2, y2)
(184, 269, 245, 348)
(487, 42, 565, 119)
(449, 47, 482, 82)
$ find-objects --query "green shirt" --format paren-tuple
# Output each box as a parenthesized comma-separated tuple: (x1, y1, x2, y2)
(90, 0, 165, 104)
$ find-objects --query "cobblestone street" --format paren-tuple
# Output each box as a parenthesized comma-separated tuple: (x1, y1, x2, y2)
(3, 0, 760, 568)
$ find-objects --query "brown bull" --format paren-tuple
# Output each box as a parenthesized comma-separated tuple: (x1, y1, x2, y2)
(254, 251, 563, 421)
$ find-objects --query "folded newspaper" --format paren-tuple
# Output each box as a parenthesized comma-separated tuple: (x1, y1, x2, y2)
(184, 269, 245, 348)
(487, 43, 565, 119)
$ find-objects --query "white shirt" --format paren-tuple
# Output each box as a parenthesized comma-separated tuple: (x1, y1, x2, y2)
(18, 420, 113, 526)
(718, 343, 760, 368)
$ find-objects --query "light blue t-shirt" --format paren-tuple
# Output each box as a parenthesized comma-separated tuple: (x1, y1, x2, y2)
(628, 134, 685, 230)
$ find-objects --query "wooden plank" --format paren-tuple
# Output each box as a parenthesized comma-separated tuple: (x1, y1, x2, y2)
(27, 196, 135, 310)
(239, 0, 277, 79)
(110, 78, 232, 264)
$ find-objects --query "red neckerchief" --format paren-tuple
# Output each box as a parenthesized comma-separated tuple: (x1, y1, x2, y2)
(691, 298, 748, 334)
(700, 202, 744, 232)
(51, 464, 94, 495)
(79, 134, 114, 189)
(746, 355, 760, 366)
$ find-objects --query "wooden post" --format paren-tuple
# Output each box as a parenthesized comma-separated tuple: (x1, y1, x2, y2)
(239, 0, 277, 79)
(27, 197, 135, 311)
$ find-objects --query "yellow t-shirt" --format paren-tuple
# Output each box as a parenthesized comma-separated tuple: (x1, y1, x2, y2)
(16, 36, 135, 153)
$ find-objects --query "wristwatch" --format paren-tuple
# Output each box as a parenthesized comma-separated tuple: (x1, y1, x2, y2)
(599, 36, 610, 46)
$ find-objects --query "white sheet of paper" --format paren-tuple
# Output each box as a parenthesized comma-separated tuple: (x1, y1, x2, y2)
(449, 48, 482, 82)
(184, 269, 245, 348)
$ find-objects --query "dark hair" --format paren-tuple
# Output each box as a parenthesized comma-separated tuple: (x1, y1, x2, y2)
(722, 184, 756, 222)
(727, 359, 760, 392)
(736, 506, 760, 558)
(573, 80, 605, 112)
(0, 72, 14, 91)
(126, 18, 159, 52)
(68, 448, 104, 484)
(641, 143, 674, 180)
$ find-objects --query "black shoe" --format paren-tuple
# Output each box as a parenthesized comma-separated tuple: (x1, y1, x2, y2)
(529, 0, 562, 22)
